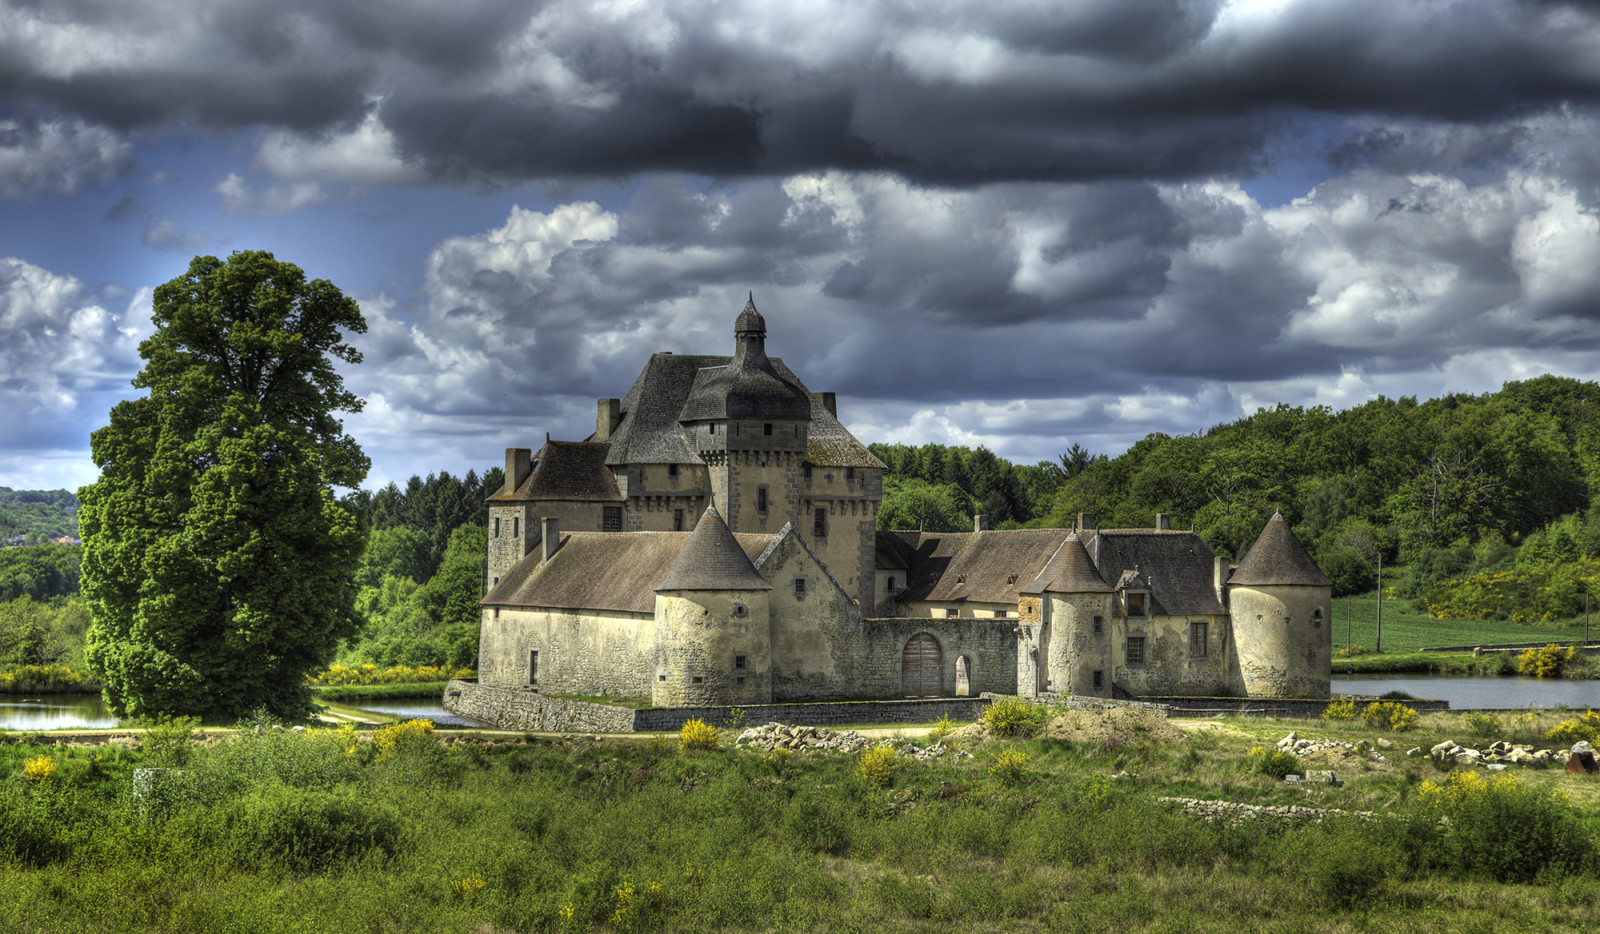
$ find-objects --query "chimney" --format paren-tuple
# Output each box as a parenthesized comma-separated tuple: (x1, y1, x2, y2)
(1214, 555, 1227, 605)
(973, 514, 991, 532)
(1155, 513, 1171, 530)
(1077, 512, 1095, 532)
(505, 448, 532, 495)
(541, 517, 561, 563)
(596, 398, 621, 441)
(811, 392, 837, 418)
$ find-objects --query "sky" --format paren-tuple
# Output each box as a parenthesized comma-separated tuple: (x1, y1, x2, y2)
(5, 0, 1600, 493)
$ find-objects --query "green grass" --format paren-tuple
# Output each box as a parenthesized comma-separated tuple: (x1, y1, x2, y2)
(1329, 591, 1581, 655)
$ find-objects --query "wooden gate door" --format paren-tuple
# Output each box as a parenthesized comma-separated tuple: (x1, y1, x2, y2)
(901, 634, 944, 697)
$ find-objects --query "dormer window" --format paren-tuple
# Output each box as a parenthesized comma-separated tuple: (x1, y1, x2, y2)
(1126, 592, 1147, 617)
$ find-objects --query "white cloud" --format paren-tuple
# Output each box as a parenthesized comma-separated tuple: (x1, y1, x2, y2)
(214, 172, 327, 216)
(0, 120, 129, 198)
(254, 106, 425, 186)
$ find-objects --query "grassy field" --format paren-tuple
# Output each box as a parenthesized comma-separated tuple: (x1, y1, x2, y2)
(1328, 591, 1586, 655)
(3, 707, 1600, 931)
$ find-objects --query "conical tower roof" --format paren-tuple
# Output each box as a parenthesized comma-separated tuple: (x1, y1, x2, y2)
(1019, 532, 1114, 595)
(1228, 512, 1332, 587)
(656, 506, 772, 592)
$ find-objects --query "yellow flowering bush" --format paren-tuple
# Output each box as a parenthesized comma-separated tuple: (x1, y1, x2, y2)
(449, 874, 486, 898)
(1517, 643, 1576, 678)
(1321, 698, 1358, 721)
(1248, 745, 1299, 779)
(982, 697, 1049, 738)
(678, 718, 721, 752)
(373, 719, 434, 761)
(609, 880, 666, 933)
(989, 748, 1030, 786)
(311, 664, 475, 686)
(857, 745, 898, 788)
(929, 715, 956, 744)
(0, 665, 91, 690)
(1547, 708, 1600, 745)
(22, 753, 56, 784)
(1361, 701, 1417, 732)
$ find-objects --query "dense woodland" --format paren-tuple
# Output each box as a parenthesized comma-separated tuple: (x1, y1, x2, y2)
(0, 487, 78, 541)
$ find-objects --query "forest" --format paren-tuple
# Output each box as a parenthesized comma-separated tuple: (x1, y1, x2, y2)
(0, 487, 78, 542)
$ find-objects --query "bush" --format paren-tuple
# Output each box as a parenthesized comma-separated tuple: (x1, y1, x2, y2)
(1517, 643, 1576, 678)
(1336, 644, 1372, 657)
(857, 746, 898, 788)
(1248, 746, 1299, 779)
(220, 786, 405, 873)
(1547, 709, 1600, 745)
(678, 718, 721, 753)
(1416, 770, 1592, 882)
(137, 714, 201, 768)
(1464, 710, 1506, 739)
(982, 698, 1049, 738)
(1321, 698, 1358, 721)
(929, 715, 955, 744)
(1361, 701, 1417, 732)
(21, 754, 55, 785)
(373, 719, 434, 762)
(989, 749, 1030, 787)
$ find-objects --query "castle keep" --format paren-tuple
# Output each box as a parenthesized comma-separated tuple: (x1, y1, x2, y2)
(472, 300, 1332, 716)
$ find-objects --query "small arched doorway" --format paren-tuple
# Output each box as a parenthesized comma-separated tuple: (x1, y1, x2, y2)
(901, 633, 944, 697)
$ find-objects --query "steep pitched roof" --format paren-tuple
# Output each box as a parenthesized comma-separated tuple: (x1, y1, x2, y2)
(1085, 529, 1228, 616)
(486, 441, 622, 503)
(1019, 532, 1113, 595)
(1228, 512, 1333, 587)
(897, 529, 1071, 605)
(483, 528, 775, 613)
(656, 507, 773, 591)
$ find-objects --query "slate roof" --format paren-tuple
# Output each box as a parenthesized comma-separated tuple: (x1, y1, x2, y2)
(892, 529, 1071, 605)
(656, 507, 773, 592)
(486, 441, 622, 503)
(1228, 512, 1333, 587)
(1019, 532, 1113, 595)
(483, 527, 776, 613)
(1084, 530, 1228, 616)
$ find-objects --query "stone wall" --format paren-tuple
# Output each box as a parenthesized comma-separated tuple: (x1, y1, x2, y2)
(443, 679, 993, 733)
(477, 605, 654, 697)
(1154, 694, 1450, 718)
(784, 616, 1018, 701)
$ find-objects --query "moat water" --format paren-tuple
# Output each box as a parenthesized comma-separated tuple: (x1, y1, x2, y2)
(0, 695, 485, 730)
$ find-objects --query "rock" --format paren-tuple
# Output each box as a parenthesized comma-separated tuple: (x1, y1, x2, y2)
(1486, 763, 1508, 771)
(1303, 770, 1340, 786)
(1431, 740, 1459, 756)
(1572, 741, 1596, 756)
(1565, 751, 1597, 775)
(1407, 747, 1423, 757)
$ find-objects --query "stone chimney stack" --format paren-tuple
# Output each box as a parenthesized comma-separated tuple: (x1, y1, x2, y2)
(810, 392, 837, 418)
(1214, 555, 1227, 605)
(542, 517, 561, 563)
(1076, 512, 1095, 532)
(596, 398, 621, 441)
(974, 514, 991, 532)
(1156, 513, 1171, 530)
(505, 448, 532, 495)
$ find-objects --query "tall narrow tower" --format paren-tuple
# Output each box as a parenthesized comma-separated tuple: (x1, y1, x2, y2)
(1227, 512, 1334, 698)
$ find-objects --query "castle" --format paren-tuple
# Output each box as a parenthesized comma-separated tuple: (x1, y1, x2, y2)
(475, 299, 1333, 710)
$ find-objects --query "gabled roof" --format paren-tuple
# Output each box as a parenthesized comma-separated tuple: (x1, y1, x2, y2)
(895, 529, 1072, 605)
(1019, 532, 1113, 595)
(657, 507, 772, 592)
(487, 441, 622, 503)
(1085, 529, 1228, 616)
(483, 528, 775, 613)
(1228, 512, 1332, 587)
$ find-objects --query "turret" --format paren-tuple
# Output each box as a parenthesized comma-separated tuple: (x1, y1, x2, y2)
(652, 506, 773, 706)
(1018, 532, 1114, 698)
(1226, 512, 1333, 698)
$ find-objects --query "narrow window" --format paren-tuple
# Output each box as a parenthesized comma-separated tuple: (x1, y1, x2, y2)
(735, 655, 747, 670)
(1190, 621, 1208, 658)
(709, 423, 716, 435)
(794, 578, 807, 596)
(492, 577, 499, 587)
(803, 463, 813, 479)
(603, 506, 622, 532)
(1093, 670, 1104, 691)
(757, 487, 768, 512)
(528, 650, 538, 683)
(668, 463, 678, 476)
(673, 509, 684, 531)
(814, 508, 827, 539)
(764, 423, 773, 435)
(493, 607, 500, 619)
(887, 576, 896, 591)
(1126, 636, 1146, 665)
(1092, 615, 1104, 634)
(845, 467, 855, 481)
(1311, 608, 1323, 629)
(512, 516, 519, 537)
(493, 517, 501, 537)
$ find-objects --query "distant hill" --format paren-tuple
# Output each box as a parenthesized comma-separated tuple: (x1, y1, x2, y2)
(0, 488, 79, 542)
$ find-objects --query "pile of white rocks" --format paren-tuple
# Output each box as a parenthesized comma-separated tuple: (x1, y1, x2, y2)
(734, 723, 875, 754)
(1410, 739, 1559, 769)
(1159, 796, 1371, 823)
(1275, 731, 1388, 762)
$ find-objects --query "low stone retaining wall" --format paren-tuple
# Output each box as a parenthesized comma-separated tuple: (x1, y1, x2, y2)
(1421, 640, 1600, 655)
(1158, 796, 1372, 823)
(1024, 693, 1173, 715)
(443, 680, 994, 733)
(1157, 695, 1451, 718)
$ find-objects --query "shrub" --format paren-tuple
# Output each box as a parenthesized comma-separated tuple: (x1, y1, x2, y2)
(21, 754, 55, 785)
(1248, 746, 1299, 779)
(312, 664, 475, 686)
(137, 714, 201, 768)
(1321, 698, 1358, 721)
(1464, 710, 1506, 739)
(1336, 644, 1371, 657)
(1416, 769, 1592, 882)
(222, 786, 405, 873)
(857, 745, 898, 788)
(677, 718, 721, 753)
(373, 719, 434, 762)
(1517, 643, 1576, 678)
(1361, 701, 1417, 732)
(1547, 709, 1600, 745)
(982, 697, 1048, 738)
(929, 715, 956, 744)
(989, 749, 1030, 787)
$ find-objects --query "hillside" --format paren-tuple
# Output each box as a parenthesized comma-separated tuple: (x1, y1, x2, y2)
(0, 488, 79, 542)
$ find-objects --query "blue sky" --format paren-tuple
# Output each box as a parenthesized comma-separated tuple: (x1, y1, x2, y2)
(4, 0, 1600, 493)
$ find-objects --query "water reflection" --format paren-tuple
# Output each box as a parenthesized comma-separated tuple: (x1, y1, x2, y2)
(351, 700, 489, 728)
(0, 695, 117, 730)
(1334, 674, 1600, 709)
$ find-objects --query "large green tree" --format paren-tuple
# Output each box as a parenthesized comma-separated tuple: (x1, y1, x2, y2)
(80, 252, 369, 720)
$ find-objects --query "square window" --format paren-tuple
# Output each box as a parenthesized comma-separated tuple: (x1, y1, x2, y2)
(945, 608, 959, 618)
(603, 506, 622, 532)
(692, 676, 703, 685)
(1126, 636, 1145, 665)
(794, 578, 806, 596)
(732, 603, 747, 618)
(736, 677, 745, 685)
(1126, 592, 1146, 616)
(735, 655, 747, 670)
(995, 609, 1008, 618)
(764, 423, 773, 435)
(668, 463, 678, 476)
(658, 674, 666, 682)
(1190, 621, 1208, 657)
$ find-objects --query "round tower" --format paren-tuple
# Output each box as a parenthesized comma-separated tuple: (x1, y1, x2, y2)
(652, 506, 773, 707)
(1019, 532, 1115, 698)
(1226, 512, 1334, 699)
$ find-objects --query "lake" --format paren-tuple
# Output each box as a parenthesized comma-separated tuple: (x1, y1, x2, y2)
(0, 694, 118, 730)
(1333, 673, 1600, 709)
